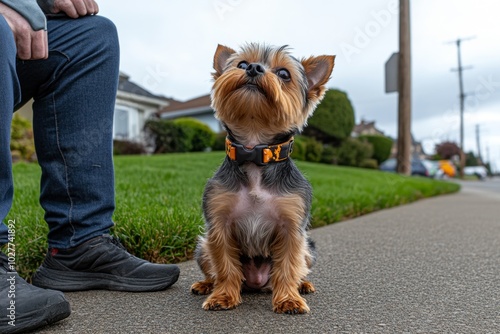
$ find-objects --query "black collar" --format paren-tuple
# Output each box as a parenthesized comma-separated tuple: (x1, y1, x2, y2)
(225, 137, 294, 166)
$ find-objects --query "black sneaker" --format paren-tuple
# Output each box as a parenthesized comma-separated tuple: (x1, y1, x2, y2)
(0, 253, 71, 334)
(31, 234, 180, 292)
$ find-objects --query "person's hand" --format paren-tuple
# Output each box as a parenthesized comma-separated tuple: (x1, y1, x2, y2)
(0, 3, 48, 60)
(52, 0, 99, 18)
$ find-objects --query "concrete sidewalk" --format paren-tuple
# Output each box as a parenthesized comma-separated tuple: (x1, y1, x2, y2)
(37, 182, 499, 333)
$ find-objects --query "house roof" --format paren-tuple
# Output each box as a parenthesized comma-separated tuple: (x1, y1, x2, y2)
(352, 119, 385, 136)
(159, 94, 211, 114)
(118, 72, 179, 105)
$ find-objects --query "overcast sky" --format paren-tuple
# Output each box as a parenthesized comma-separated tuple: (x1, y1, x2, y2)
(98, 0, 500, 171)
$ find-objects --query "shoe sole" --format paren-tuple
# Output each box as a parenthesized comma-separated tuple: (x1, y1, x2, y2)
(32, 266, 180, 292)
(1, 299, 71, 334)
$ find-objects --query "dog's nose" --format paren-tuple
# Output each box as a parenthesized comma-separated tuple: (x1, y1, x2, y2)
(246, 63, 265, 77)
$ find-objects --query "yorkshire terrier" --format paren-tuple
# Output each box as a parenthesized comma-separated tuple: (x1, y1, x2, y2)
(191, 43, 335, 314)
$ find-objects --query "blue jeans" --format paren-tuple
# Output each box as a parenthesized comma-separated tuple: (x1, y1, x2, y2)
(0, 15, 119, 248)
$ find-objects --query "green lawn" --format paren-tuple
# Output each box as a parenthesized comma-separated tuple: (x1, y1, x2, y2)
(6, 152, 460, 279)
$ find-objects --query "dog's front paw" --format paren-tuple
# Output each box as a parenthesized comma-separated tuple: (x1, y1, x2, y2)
(299, 280, 316, 294)
(191, 280, 214, 295)
(202, 293, 242, 311)
(273, 296, 310, 314)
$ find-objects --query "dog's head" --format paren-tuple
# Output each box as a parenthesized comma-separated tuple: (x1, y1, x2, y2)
(211, 43, 335, 144)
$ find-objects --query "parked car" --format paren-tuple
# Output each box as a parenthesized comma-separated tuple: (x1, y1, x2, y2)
(379, 158, 430, 177)
(464, 166, 488, 180)
(421, 159, 440, 178)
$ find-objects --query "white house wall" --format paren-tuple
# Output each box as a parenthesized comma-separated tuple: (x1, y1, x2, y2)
(113, 103, 158, 142)
(113, 89, 170, 143)
(160, 107, 222, 133)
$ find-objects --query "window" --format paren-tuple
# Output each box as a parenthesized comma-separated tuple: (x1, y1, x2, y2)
(114, 107, 129, 139)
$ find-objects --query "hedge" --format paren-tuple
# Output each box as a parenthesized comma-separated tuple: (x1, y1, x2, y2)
(145, 117, 215, 153)
(359, 135, 393, 164)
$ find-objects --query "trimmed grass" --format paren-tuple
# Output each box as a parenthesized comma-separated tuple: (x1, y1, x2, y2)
(6, 152, 460, 279)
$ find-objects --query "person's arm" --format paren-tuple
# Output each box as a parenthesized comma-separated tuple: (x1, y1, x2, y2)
(37, 0, 98, 18)
(0, 1, 48, 60)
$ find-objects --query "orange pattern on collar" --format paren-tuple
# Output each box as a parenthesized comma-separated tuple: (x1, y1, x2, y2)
(225, 137, 294, 166)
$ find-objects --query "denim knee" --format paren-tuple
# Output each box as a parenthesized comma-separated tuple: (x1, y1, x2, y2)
(54, 15, 120, 58)
(87, 15, 119, 52)
(89, 16, 120, 63)
(0, 16, 15, 52)
(0, 15, 21, 107)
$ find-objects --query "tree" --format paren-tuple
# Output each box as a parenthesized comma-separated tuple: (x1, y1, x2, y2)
(465, 151, 479, 166)
(435, 141, 460, 160)
(303, 89, 355, 145)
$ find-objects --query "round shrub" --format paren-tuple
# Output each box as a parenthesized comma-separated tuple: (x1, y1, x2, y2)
(173, 118, 215, 152)
(145, 117, 216, 153)
(291, 136, 323, 162)
(304, 89, 355, 145)
(359, 158, 379, 169)
(291, 136, 307, 161)
(113, 140, 147, 155)
(304, 137, 323, 163)
(145, 119, 191, 153)
(320, 145, 336, 164)
(11, 114, 36, 162)
(212, 131, 227, 151)
(334, 137, 373, 167)
(359, 135, 393, 164)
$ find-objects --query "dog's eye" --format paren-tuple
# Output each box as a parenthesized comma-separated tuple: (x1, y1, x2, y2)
(276, 69, 291, 81)
(237, 61, 249, 70)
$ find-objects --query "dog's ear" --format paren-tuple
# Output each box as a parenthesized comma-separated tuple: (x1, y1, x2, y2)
(213, 44, 236, 79)
(301, 55, 335, 101)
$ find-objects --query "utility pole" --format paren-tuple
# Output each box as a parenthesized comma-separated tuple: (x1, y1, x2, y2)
(447, 37, 474, 178)
(486, 145, 490, 169)
(396, 0, 411, 175)
(475, 124, 483, 165)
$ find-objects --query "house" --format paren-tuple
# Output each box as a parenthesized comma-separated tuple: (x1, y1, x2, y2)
(390, 134, 427, 160)
(16, 72, 173, 145)
(352, 119, 427, 160)
(158, 94, 222, 133)
(351, 119, 385, 137)
(114, 72, 174, 142)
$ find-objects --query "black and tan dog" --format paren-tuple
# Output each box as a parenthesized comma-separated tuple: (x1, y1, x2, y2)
(191, 43, 335, 314)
